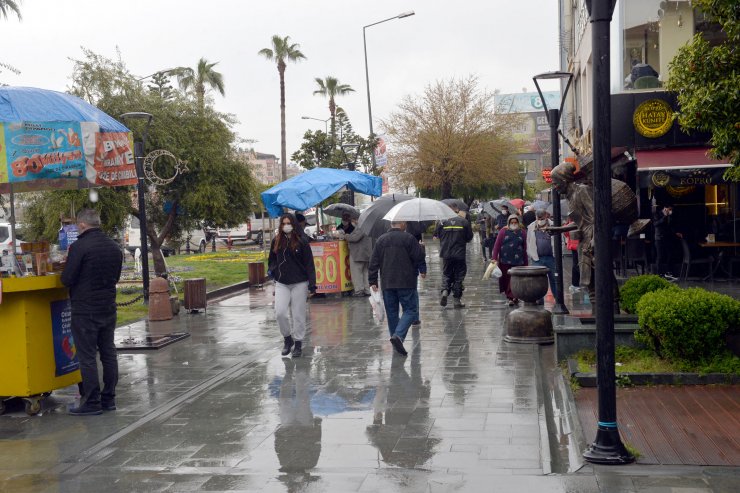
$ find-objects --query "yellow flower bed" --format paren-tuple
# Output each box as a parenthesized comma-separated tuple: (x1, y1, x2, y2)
(184, 252, 267, 263)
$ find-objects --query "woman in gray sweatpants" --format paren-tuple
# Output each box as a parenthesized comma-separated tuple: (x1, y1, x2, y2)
(268, 214, 317, 358)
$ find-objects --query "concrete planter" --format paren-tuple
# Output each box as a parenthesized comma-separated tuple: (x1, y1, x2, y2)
(505, 266, 554, 344)
(554, 315, 640, 361)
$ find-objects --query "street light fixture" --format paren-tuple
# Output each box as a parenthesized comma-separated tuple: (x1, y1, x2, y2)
(582, 0, 634, 465)
(301, 115, 330, 134)
(533, 70, 573, 316)
(120, 112, 154, 303)
(363, 10, 415, 172)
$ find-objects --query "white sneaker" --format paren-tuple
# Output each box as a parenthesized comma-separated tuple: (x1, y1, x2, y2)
(663, 274, 678, 282)
(568, 285, 580, 293)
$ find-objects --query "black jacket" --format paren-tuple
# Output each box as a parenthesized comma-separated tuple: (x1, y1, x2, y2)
(653, 211, 675, 240)
(436, 216, 474, 259)
(61, 228, 123, 314)
(369, 229, 425, 290)
(268, 235, 317, 290)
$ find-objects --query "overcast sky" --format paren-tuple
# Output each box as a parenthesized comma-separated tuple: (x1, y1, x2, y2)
(2, 0, 561, 161)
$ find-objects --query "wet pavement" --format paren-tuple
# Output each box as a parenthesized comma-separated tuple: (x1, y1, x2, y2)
(1, 241, 738, 492)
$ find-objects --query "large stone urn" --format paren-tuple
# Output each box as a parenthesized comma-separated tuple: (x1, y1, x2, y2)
(504, 266, 553, 344)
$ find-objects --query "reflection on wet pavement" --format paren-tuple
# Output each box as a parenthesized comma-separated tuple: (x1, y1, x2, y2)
(0, 244, 607, 492)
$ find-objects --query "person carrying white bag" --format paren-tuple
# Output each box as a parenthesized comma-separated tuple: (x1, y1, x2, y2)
(482, 260, 503, 280)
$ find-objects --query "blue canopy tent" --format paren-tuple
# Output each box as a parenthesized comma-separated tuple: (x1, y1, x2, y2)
(260, 168, 382, 218)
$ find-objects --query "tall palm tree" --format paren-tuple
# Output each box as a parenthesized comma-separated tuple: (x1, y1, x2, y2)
(258, 35, 306, 181)
(171, 57, 225, 111)
(0, 0, 21, 21)
(313, 77, 355, 148)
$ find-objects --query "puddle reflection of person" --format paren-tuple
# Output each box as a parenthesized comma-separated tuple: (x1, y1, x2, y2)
(275, 359, 322, 482)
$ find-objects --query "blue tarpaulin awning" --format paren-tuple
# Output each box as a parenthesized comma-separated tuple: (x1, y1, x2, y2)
(260, 168, 382, 218)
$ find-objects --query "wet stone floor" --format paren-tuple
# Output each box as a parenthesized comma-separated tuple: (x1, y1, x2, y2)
(4, 243, 735, 492)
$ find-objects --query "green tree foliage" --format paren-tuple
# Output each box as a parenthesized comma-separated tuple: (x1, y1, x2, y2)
(313, 76, 355, 148)
(171, 57, 225, 111)
(666, 0, 740, 178)
(258, 35, 307, 181)
(383, 76, 522, 199)
(24, 49, 256, 275)
(618, 274, 678, 314)
(147, 71, 175, 101)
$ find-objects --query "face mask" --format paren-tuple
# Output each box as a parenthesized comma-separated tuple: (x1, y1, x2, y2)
(509, 224, 519, 230)
(282, 225, 293, 234)
(537, 219, 547, 226)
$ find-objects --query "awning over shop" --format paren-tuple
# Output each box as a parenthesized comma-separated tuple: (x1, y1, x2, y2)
(636, 147, 732, 188)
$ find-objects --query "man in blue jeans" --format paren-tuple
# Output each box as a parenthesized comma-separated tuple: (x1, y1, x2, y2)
(369, 220, 426, 356)
(526, 209, 558, 305)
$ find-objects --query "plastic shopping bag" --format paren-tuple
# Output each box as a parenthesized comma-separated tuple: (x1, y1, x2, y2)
(493, 264, 503, 278)
(482, 261, 496, 280)
(369, 289, 385, 323)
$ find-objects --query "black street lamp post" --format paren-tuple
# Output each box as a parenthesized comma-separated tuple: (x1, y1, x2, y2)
(363, 11, 415, 172)
(583, 0, 634, 465)
(120, 112, 154, 303)
(533, 71, 573, 315)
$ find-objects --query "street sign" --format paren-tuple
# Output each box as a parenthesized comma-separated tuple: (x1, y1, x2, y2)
(542, 168, 552, 183)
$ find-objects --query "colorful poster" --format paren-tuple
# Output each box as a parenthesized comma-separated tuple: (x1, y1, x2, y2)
(94, 132, 136, 186)
(3, 122, 85, 183)
(0, 123, 7, 184)
(374, 134, 388, 168)
(50, 299, 79, 377)
(310, 241, 352, 293)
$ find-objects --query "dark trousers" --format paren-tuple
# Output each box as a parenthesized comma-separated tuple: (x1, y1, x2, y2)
(382, 288, 419, 342)
(571, 249, 580, 287)
(442, 258, 467, 298)
(655, 238, 674, 276)
(71, 311, 118, 408)
(498, 263, 516, 300)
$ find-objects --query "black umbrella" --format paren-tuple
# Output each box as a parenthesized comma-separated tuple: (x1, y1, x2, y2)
(323, 203, 360, 219)
(357, 193, 413, 239)
(441, 198, 469, 211)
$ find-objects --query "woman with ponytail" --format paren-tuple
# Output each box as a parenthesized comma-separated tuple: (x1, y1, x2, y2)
(268, 213, 317, 358)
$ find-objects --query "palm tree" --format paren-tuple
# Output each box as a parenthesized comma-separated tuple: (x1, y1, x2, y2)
(0, 0, 21, 21)
(258, 35, 306, 181)
(313, 77, 355, 148)
(171, 57, 225, 111)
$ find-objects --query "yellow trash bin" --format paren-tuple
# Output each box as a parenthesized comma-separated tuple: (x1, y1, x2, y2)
(0, 275, 81, 415)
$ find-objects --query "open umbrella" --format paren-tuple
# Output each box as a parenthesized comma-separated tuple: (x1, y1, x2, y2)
(357, 193, 413, 239)
(509, 198, 526, 210)
(323, 203, 359, 219)
(441, 198, 468, 211)
(546, 199, 570, 220)
(383, 198, 457, 222)
(481, 201, 500, 216)
(530, 200, 549, 211)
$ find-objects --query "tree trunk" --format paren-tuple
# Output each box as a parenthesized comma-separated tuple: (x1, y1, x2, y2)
(441, 180, 453, 200)
(279, 66, 288, 181)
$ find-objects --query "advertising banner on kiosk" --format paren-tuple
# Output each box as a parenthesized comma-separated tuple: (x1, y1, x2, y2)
(310, 241, 353, 293)
(50, 299, 79, 377)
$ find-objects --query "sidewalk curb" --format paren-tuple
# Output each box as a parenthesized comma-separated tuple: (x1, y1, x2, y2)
(204, 280, 250, 301)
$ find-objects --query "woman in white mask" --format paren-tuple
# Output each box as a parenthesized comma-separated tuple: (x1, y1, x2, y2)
(268, 213, 317, 357)
(491, 215, 528, 306)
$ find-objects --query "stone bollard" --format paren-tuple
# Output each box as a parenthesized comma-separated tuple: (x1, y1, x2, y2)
(148, 277, 173, 321)
(504, 266, 554, 344)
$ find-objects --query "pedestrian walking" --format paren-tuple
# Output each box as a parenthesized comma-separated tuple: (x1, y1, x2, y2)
(494, 206, 510, 232)
(436, 205, 474, 308)
(477, 212, 490, 261)
(653, 204, 681, 280)
(295, 213, 313, 244)
(492, 215, 528, 306)
(526, 209, 558, 304)
(61, 209, 123, 415)
(369, 221, 426, 356)
(346, 217, 373, 297)
(268, 213, 317, 358)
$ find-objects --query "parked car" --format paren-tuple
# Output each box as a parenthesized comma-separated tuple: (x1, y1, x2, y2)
(0, 222, 22, 256)
(124, 215, 176, 258)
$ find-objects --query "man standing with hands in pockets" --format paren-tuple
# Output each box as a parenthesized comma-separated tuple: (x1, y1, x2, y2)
(369, 220, 426, 356)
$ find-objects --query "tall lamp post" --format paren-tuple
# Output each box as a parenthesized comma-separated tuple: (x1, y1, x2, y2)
(363, 10, 415, 172)
(342, 143, 360, 206)
(533, 71, 573, 315)
(120, 112, 154, 303)
(583, 0, 634, 465)
(301, 115, 330, 134)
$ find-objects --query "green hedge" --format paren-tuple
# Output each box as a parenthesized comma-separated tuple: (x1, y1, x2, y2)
(619, 274, 678, 314)
(636, 287, 740, 363)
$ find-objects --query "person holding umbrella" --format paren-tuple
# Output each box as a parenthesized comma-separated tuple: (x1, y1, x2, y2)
(369, 221, 426, 356)
(269, 213, 317, 358)
(435, 204, 474, 308)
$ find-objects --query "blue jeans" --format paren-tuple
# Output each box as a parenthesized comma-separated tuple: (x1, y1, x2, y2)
(382, 288, 419, 342)
(533, 255, 558, 302)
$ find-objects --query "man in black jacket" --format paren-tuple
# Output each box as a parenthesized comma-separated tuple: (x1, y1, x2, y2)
(435, 206, 474, 308)
(369, 221, 426, 356)
(653, 204, 681, 280)
(61, 209, 123, 415)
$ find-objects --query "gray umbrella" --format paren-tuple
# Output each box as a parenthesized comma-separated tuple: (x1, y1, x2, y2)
(324, 203, 360, 219)
(482, 201, 500, 216)
(441, 198, 469, 211)
(357, 193, 414, 239)
(546, 199, 570, 220)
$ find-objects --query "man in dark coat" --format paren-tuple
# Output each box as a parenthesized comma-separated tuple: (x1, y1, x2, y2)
(369, 221, 426, 356)
(61, 209, 123, 415)
(435, 205, 474, 308)
(653, 204, 681, 280)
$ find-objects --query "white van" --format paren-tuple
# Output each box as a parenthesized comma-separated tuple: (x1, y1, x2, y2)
(124, 215, 175, 257)
(0, 222, 22, 255)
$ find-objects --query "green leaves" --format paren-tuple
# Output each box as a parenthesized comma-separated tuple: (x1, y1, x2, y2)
(619, 274, 677, 314)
